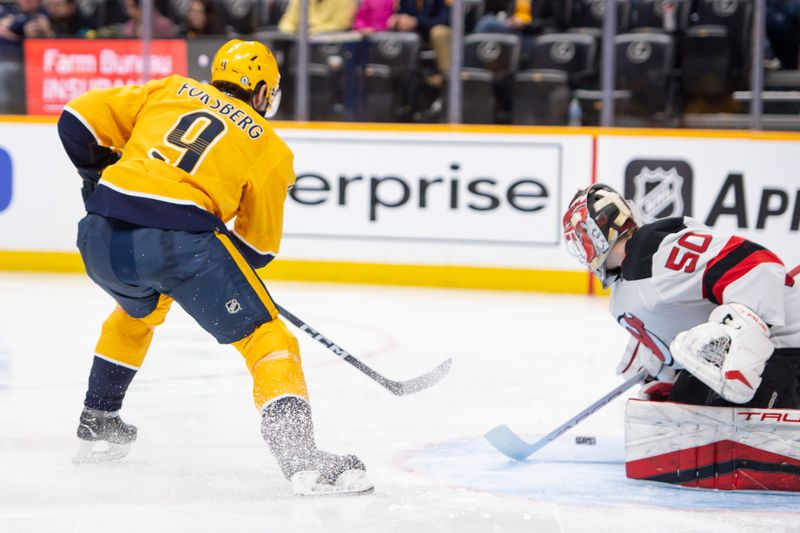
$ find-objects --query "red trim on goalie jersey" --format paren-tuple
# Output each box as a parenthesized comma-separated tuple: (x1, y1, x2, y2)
(626, 440, 800, 491)
(702, 237, 786, 305)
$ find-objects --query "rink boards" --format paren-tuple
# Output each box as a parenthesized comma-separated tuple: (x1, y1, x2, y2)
(0, 118, 798, 294)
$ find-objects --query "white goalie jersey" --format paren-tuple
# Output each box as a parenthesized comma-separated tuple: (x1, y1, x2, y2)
(609, 217, 800, 366)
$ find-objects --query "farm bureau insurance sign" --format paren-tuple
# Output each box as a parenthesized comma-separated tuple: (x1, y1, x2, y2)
(25, 39, 187, 115)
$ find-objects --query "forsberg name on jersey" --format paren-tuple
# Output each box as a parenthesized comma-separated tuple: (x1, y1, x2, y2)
(176, 82, 264, 140)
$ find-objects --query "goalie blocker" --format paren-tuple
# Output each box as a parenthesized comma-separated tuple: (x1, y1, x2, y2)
(625, 399, 800, 491)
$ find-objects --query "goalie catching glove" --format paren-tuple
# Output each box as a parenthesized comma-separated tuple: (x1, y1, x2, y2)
(670, 303, 774, 404)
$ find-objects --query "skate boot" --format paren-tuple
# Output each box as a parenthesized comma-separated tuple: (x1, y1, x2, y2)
(262, 396, 373, 496)
(73, 407, 137, 464)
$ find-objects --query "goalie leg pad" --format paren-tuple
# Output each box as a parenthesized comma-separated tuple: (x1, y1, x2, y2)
(625, 399, 800, 491)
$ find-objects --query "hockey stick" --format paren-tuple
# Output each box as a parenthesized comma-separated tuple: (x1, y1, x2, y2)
(485, 369, 648, 460)
(276, 304, 452, 396)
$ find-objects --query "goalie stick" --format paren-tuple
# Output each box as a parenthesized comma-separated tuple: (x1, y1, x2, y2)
(276, 304, 452, 396)
(485, 369, 647, 460)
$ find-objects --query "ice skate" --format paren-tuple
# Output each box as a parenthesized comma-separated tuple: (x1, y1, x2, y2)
(73, 407, 137, 464)
(288, 451, 373, 497)
(262, 396, 374, 497)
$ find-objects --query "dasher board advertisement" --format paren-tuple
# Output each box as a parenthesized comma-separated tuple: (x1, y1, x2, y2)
(24, 39, 188, 115)
(600, 135, 800, 268)
(281, 131, 565, 246)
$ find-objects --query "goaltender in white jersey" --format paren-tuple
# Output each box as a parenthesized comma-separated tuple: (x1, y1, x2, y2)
(564, 183, 800, 407)
(563, 184, 800, 491)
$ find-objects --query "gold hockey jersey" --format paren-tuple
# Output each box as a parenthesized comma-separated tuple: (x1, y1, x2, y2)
(60, 74, 295, 267)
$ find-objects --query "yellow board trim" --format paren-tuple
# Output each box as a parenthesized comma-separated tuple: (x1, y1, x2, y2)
(0, 251, 86, 272)
(264, 259, 588, 293)
(0, 250, 589, 294)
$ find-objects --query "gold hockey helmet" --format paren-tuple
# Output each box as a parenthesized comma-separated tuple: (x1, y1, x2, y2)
(211, 39, 281, 117)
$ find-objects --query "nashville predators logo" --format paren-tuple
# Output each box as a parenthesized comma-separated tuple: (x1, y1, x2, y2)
(550, 41, 576, 64)
(378, 39, 403, 60)
(626, 41, 652, 64)
(477, 41, 502, 63)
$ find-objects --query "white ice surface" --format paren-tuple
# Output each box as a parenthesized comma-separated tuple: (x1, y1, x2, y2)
(0, 273, 798, 533)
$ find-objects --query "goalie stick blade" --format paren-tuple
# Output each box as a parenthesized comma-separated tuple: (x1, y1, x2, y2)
(484, 425, 543, 461)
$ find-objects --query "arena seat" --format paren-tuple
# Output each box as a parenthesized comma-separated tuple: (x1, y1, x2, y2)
(362, 32, 420, 122)
(463, 33, 521, 77)
(524, 32, 597, 84)
(461, 33, 521, 123)
(631, 0, 690, 32)
(78, 0, 128, 28)
(283, 33, 362, 121)
(681, 25, 730, 99)
(458, 68, 496, 124)
(614, 32, 676, 121)
(512, 70, 570, 125)
(511, 33, 597, 125)
(569, 0, 632, 32)
(221, 0, 259, 36)
(694, 0, 752, 81)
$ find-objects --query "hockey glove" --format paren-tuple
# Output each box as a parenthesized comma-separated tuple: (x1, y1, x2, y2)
(670, 303, 774, 404)
(616, 336, 674, 381)
(78, 144, 121, 201)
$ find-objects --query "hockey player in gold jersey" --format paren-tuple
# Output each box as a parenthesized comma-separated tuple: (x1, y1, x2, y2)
(57, 40, 372, 496)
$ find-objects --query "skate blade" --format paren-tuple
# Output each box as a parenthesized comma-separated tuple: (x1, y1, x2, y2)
(72, 440, 132, 464)
(292, 469, 375, 497)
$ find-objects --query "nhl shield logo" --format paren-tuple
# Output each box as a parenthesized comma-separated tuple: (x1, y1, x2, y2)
(624, 159, 693, 223)
(225, 299, 242, 314)
(633, 167, 684, 223)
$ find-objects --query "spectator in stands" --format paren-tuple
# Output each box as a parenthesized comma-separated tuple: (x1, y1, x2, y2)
(0, 0, 49, 44)
(178, 0, 219, 37)
(47, 0, 92, 36)
(117, 0, 177, 38)
(278, 0, 357, 34)
(390, 0, 450, 87)
(352, 0, 394, 34)
(473, 0, 532, 34)
(21, 0, 92, 37)
(767, 0, 800, 70)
